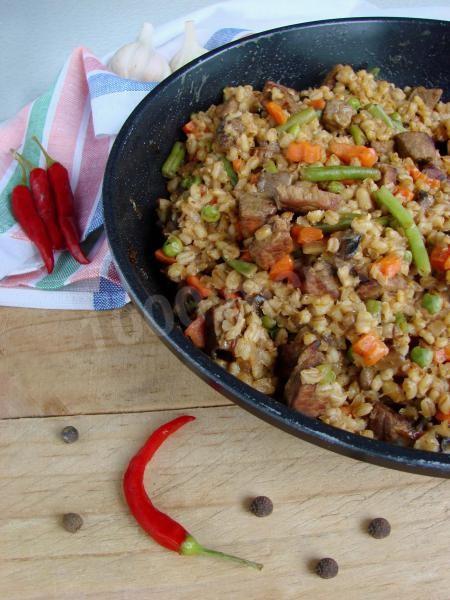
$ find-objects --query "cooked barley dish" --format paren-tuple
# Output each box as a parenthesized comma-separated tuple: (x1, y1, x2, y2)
(156, 65, 450, 452)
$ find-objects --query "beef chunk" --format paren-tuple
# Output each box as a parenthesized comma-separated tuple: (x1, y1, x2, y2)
(322, 64, 343, 88)
(357, 279, 382, 300)
(215, 118, 244, 152)
(378, 164, 398, 186)
(322, 99, 355, 132)
(394, 132, 436, 163)
(371, 140, 395, 156)
(257, 171, 292, 198)
(276, 182, 340, 212)
(303, 260, 340, 299)
(255, 140, 281, 160)
(215, 98, 239, 118)
(368, 403, 413, 445)
(263, 81, 299, 113)
(249, 216, 294, 270)
(204, 300, 244, 356)
(285, 382, 327, 417)
(278, 337, 324, 379)
(421, 164, 446, 181)
(409, 86, 443, 110)
(336, 232, 362, 259)
(238, 193, 277, 238)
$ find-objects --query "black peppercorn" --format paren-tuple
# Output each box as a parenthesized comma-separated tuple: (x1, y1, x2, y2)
(62, 513, 83, 533)
(61, 426, 79, 444)
(249, 496, 273, 517)
(315, 557, 339, 579)
(368, 517, 391, 539)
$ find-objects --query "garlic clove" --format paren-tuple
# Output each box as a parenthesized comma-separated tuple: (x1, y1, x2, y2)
(108, 22, 171, 82)
(170, 20, 207, 72)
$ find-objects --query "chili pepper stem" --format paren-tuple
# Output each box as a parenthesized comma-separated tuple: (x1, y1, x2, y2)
(32, 136, 55, 167)
(11, 150, 36, 172)
(10, 149, 28, 185)
(181, 535, 263, 570)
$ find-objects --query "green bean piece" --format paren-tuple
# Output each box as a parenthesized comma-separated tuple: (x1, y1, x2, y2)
(287, 123, 300, 136)
(395, 312, 409, 333)
(221, 157, 238, 186)
(226, 258, 257, 278)
(347, 96, 361, 111)
(181, 175, 201, 189)
(390, 111, 406, 132)
(201, 204, 220, 223)
(369, 66, 380, 78)
(374, 186, 431, 276)
(327, 181, 346, 194)
(366, 299, 382, 316)
(317, 364, 336, 384)
(277, 107, 316, 132)
(410, 346, 433, 368)
(302, 165, 381, 182)
(316, 212, 360, 233)
(162, 236, 183, 257)
(421, 293, 442, 315)
(261, 315, 277, 330)
(349, 124, 367, 146)
(264, 159, 278, 173)
(162, 141, 186, 178)
(366, 104, 395, 130)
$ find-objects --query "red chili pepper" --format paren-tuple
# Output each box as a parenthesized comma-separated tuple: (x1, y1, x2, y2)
(123, 415, 263, 570)
(33, 137, 89, 264)
(11, 160, 54, 273)
(13, 151, 64, 250)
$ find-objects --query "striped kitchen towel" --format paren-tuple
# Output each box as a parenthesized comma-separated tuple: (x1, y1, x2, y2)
(0, 0, 446, 310)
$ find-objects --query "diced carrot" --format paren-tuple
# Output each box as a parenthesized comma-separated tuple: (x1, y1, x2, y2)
(294, 226, 324, 245)
(285, 141, 322, 164)
(240, 249, 252, 261)
(232, 159, 243, 172)
(249, 172, 260, 184)
(182, 120, 196, 134)
(408, 165, 441, 190)
(434, 347, 450, 364)
(265, 101, 288, 125)
(271, 270, 301, 287)
(430, 245, 450, 272)
(310, 98, 326, 110)
(269, 254, 294, 280)
(154, 248, 176, 264)
(352, 333, 389, 367)
(185, 316, 206, 348)
(394, 184, 414, 202)
(186, 275, 212, 298)
(290, 224, 302, 240)
(435, 410, 450, 423)
(328, 140, 378, 168)
(374, 253, 402, 278)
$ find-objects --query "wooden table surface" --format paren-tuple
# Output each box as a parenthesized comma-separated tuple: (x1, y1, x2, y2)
(1, 304, 448, 600)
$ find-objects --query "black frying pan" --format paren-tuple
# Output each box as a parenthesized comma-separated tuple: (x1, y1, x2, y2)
(103, 17, 450, 477)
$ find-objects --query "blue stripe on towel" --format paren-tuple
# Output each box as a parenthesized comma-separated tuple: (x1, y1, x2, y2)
(204, 28, 249, 50)
(88, 72, 156, 99)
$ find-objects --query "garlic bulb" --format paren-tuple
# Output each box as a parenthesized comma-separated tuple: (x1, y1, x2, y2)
(108, 22, 171, 82)
(170, 21, 207, 72)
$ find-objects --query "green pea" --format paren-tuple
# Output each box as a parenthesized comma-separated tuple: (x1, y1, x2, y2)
(395, 312, 409, 333)
(201, 204, 220, 223)
(327, 181, 346, 194)
(181, 175, 201, 189)
(264, 160, 278, 173)
(421, 293, 442, 315)
(261, 315, 277, 330)
(366, 299, 382, 317)
(347, 96, 361, 111)
(410, 346, 433, 368)
(317, 364, 336, 384)
(369, 66, 380, 78)
(162, 236, 183, 257)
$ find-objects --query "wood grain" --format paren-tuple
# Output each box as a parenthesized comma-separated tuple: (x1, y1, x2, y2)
(0, 305, 229, 418)
(1, 406, 449, 600)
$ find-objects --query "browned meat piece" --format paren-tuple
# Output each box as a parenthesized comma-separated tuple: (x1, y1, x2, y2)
(421, 164, 446, 181)
(378, 164, 398, 186)
(276, 182, 340, 212)
(278, 338, 324, 379)
(322, 99, 355, 132)
(257, 171, 292, 197)
(285, 382, 327, 417)
(357, 279, 382, 300)
(376, 350, 405, 371)
(249, 216, 293, 270)
(238, 193, 277, 238)
(204, 300, 243, 357)
(303, 260, 340, 299)
(368, 403, 413, 445)
(215, 118, 244, 151)
(394, 132, 436, 163)
(215, 98, 239, 118)
(255, 140, 281, 160)
(322, 64, 343, 88)
(409, 86, 443, 109)
(263, 80, 300, 113)
(385, 275, 407, 292)
(414, 190, 434, 209)
(371, 140, 395, 155)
